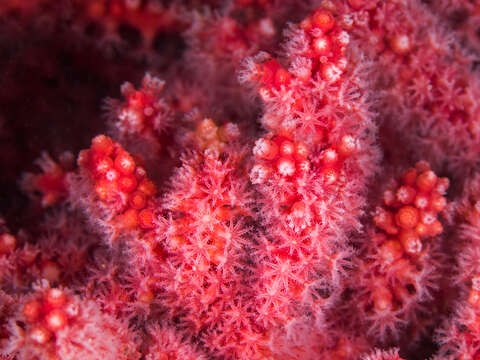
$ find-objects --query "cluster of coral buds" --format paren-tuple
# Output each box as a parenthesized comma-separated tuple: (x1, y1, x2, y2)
(250, 136, 310, 183)
(374, 161, 449, 257)
(116, 73, 170, 137)
(298, 8, 350, 82)
(22, 288, 74, 346)
(317, 134, 357, 185)
(251, 8, 349, 101)
(77, 135, 157, 232)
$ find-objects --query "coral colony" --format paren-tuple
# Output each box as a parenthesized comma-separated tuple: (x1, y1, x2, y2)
(3, 0, 480, 359)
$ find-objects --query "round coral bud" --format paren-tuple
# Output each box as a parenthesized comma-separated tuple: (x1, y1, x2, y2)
(383, 190, 395, 206)
(414, 194, 429, 209)
(91, 135, 114, 156)
(277, 157, 296, 177)
(297, 159, 311, 173)
(337, 135, 356, 157)
(396, 206, 419, 229)
(119, 209, 139, 229)
(415, 160, 431, 172)
(104, 168, 120, 182)
(92, 156, 113, 177)
(42, 261, 61, 283)
(322, 148, 338, 165)
(416, 170, 438, 192)
(378, 239, 404, 265)
(279, 140, 295, 156)
(313, 36, 331, 56)
(46, 288, 66, 308)
(374, 208, 398, 235)
(139, 209, 155, 229)
(321, 63, 342, 82)
(322, 167, 337, 185)
(402, 168, 417, 186)
(114, 152, 136, 175)
(294, 142, 309, 159)
(23, 300, 42, 323)
(468, 290, 480, 308)
(129, 191, 147, 210)
(431, 195, 447, 212)
(253, 138, 278, 160)
(0, 233, 16, 254)
(415, 222, 428, 237)
(396, 186, 416, 204)
(436, 177, 450, 195)
(137, 179, 157, 196)
(118, 175, 138, 193)
(428, 220, 443, 236)
(30, 327, 52, 344)
(399, 229, 422, 255)
(45, 309, 67, 331)
(390, 34, 411, 55)
(311, 9, 335, 32)
(95, 180, 114, 201)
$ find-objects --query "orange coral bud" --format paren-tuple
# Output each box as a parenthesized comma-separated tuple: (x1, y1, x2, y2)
(23, 300, 42, 323)
(138, 179, 157, 196)
(118, 175, 137, 193)
(129, 191, 147, 210)
(139, 209, 155, 229)
(337, 135, 356, 157)
(311, 9, 335, 32)
(91, 135, 115, 156)
(396, 206, 419, 229)
(119, 209, 139, 229)
(399, 229, 422, 255)
(114, 152, 136, 175)
(378, 239, 404, 265)
(396, 186, 416, 204)
(402, 168, 417, 186)
(416, 170, 438, 192)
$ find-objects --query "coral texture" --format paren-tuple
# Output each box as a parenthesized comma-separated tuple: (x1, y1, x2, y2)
(0, 0, 480, 359)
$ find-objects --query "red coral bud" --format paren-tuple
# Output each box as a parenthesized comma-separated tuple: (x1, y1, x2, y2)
(279, 140, 295, 157)
(390, 34, 411, 55)
(396, 206, 419, 229)
(374, 208, 398, 235)
(118, 175, 138, 193)
(139, 209, 155, 229)
(322, 167, 337, 184)
(253, 138, 278, 160)
(311, 10, 335, 33)
(416, 170, 438, 192)
(0, 233, 16, 254)
(402, 168, 417, 186)
(396, 186, 416, 204)
(322, 148, 338, 165)
(138, 179, 157, 196)
(399, 229, 422, 255)
(313, 36, 331, 56)
(114, 152, 136, 175)
(378, 239, 404, 265)
(338, 135, 356, 157)
(414, 194, 429, 209)
(45, 309, 67, 331)
(23, 300, 42, 323)
(119, 209, 139, 229)
(431, 195, 447, 212)
(277, 157, 296, 177)
(91, 135, 115, 156)
(46, 288, 66, 308)
(130, 191, 147, 209)
(30, 327, 52, 344)
(294, 142, 309, 159)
